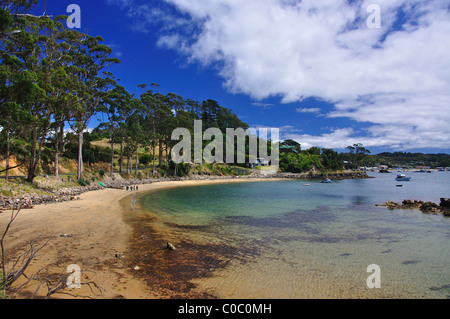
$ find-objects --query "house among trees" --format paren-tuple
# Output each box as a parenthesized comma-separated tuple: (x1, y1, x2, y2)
(280, 140, 301, 153)
(280, 145, 299, 153)
(250, 158, 270, 168)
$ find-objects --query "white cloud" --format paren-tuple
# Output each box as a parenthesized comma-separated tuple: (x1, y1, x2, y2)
(296, 107, 321, 114)
(283, 127, 362, 150)
(108, 0, 450, 151)
(252, 102, 276, 109)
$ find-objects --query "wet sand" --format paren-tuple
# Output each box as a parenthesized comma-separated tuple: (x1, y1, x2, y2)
(0, 178, 278, 299)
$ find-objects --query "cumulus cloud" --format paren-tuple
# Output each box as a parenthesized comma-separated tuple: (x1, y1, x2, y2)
(107, 0, 450, 151)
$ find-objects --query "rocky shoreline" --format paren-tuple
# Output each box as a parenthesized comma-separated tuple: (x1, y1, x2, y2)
(274, 171, 371, 180)
(0, 171, 369, 210)
(376, 198, 450, 217)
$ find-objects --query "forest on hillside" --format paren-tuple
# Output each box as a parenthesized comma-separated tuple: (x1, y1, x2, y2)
(0, 1, 254, 182)
(1, 1, 448, 186)
(0, 1, 351, 183)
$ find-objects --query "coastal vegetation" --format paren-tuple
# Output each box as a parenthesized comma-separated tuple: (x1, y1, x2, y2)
(362, 152, 450, 169)
(1, 1, 448, 187)
(0, 1, 252, 182)
(0, 1, 346, 185)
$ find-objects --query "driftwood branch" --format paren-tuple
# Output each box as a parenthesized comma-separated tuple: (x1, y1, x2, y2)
(1, 206, 101, 299)
(4, 236, 50, 289)
(31, 269, 102, 299)
(1, 206, 22, 281)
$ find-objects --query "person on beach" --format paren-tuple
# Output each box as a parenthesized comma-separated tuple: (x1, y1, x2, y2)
(126, 185, 129, 191)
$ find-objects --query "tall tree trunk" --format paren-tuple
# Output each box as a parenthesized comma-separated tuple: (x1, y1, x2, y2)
(130, 155, 132, 175)
(152, 143, 156, 177)
(77, 130, 83, 180)
(135, 146, 138, 176)
(27, 124, 38, 183)
(166, 144, 170, 165)
(119, 133, 124, 174)
(54, 123, 65, 178)
(28, 123, 48, 183)
(5, 129, 10, 183)
(110, 131, 115, 178)
(152, 120, 156, 176)
(60, 124, 65, 153)
(159, 139, 163, 167)
(54, 134, 59, 179)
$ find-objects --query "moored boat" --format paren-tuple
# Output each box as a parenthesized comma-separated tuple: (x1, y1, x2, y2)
(396, 173, 411, 181)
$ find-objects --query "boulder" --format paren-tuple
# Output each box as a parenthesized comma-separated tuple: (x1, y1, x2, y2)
(420, 202, 439, 214)
(439, 198, 450, 208)
(384, 201, 401, 210)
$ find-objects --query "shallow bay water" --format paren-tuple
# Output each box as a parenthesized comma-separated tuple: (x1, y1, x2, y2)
(136, 172, 450, 298)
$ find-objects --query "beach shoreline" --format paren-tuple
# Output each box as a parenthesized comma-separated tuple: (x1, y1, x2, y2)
(0, 178, 284, 299)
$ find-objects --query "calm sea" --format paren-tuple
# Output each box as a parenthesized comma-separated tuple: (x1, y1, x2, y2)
(137, 171, 450, 299)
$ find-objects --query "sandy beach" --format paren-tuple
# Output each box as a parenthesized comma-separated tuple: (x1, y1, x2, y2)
(0, 178, 274, 299)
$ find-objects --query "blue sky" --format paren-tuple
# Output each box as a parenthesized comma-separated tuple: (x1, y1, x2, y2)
(31, 0, 450, 154)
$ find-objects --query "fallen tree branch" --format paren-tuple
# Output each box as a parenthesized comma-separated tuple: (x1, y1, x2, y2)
(0, 157, 33, 174)
(1, 206, 101, 299)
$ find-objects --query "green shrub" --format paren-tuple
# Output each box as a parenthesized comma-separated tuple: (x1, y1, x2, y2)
(1, 190, 12, 196)
(0, 271, 5, 299)
(139, 154, 153, 166)
(77, 178, 90, 186)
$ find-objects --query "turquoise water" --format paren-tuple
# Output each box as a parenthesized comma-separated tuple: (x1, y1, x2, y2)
(138, 172, 450, 299)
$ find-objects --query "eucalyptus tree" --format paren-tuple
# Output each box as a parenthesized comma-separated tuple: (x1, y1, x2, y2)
(201, 99, 220, 130)
(0, 55, 37, 181)
(0, 0, 38, 16)
(35, 16, 78, 178)
(185, 98, 201, 124)
(65, 30, 120, 179)
(0, 1, 45, 181)
(140, 89, 160, 175)
(3, 15, 55, 183)
(116, 98, 139, 175)
(139, 89, 180, 173)
(121, 105, 145, 176)
(347, 143, 371, 170)
(162, 93, 185, 164)
(12, 15, 87, 183)
(0, 0, 38, 42)
(154, 93, 175, 167)
(101, 83, 136, 177)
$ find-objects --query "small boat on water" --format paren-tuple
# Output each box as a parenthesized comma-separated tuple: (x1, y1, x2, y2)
(321, 178, 333, 183)
(396, 173, 411, 181)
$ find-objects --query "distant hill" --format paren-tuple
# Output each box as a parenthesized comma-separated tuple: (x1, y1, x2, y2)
(361, 152, 450, 168)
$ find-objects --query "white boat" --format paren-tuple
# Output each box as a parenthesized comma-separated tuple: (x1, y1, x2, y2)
(321, 178, 333, 183)
(396, 173, 411, 181)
